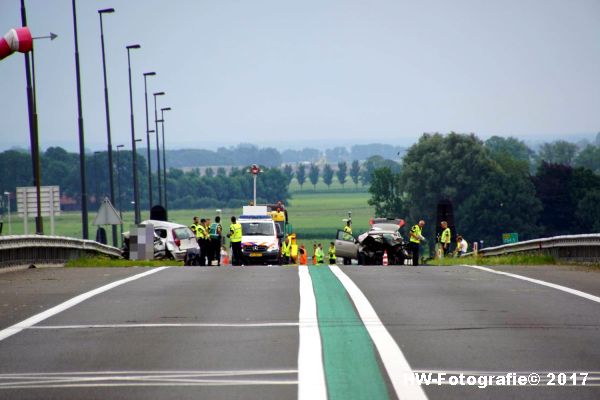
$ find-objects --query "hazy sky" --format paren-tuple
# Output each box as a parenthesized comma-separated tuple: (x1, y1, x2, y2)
(1, 0, 600, 152)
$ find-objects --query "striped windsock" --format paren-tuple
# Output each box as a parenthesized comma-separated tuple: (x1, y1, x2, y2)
(0, 27, 33, 61)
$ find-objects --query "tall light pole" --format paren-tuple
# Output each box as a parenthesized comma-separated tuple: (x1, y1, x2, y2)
(126, 44, 141, 224)
(153, 91, 165, 205)
(143, 72, 156, 208)
(3, 192, 11, 235)
(27, 32, 58, 235)
(160, 106, 171, 209)
(20, 0, 43, 235)
(98, 7, 117, 246)
(116, 144, 124, 240)
(72, 0, 88, 239)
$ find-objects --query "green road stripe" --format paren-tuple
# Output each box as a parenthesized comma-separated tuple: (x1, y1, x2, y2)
(309, 265, 390, 400)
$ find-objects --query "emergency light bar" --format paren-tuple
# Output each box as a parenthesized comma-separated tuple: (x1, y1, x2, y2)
(239, 215, 272, 220)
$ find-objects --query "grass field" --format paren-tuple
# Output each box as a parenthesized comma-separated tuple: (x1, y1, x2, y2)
(1, 184, 375, 252)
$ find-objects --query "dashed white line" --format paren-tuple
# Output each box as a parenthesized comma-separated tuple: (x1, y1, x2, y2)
(330, 265, 429, 400)
(464, 265, 600, 304)
(297, 265, 327, 400)
(0, 267, 170, 342)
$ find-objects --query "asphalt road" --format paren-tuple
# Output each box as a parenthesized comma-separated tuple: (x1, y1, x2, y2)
(0, 264, 598, 400)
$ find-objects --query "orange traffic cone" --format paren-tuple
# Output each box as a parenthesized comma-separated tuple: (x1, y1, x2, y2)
(382, 250, 389, 266)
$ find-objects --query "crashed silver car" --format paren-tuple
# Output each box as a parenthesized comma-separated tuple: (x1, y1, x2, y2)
(335, 218, 410, 265)
(122, 220, 199, 262)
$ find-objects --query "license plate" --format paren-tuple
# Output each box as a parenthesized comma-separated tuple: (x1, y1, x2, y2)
(249, 252, 262, 257)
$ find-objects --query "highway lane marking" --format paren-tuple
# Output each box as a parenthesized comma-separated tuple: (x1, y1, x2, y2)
(464, 265, 600, 304)
(330, 265, 429, 400)
(0, 267, 170, 342)
(28, 322, 300, 330)
(0, 370, 299, 389)
(297, 265, 327, 400)
(309, 265, 390, 400)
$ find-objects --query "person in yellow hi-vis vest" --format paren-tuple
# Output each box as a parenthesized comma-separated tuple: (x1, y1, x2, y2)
(281, 235, 292, 264)
(328, 242, 337, 265)
(408, 220, 426, 266)
(439, 221, 451, 257)
(290, 234, 299, 264)
(315, 243, 324, 264)
(227, 216, 243, 266)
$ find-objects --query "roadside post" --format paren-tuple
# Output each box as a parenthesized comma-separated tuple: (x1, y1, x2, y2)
(249, 164, 262, 205)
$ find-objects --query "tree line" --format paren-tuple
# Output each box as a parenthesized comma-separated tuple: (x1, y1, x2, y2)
(367, 133, 600, 247)
(0, 147, 289, 212)
(153, 143, 408, 169)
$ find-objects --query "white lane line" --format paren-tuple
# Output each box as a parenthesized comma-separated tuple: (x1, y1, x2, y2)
(330, 265, 429, 400)
(463, 265, 600, 304)
(297, 265, 327, 400)
(0, 370, 299, 389)
(29, 322, 299, 330)
(0, 267, 170, 342)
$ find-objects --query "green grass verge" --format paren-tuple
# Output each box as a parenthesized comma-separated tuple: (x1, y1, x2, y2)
(65, 256, 183, 268)
(428, 254, 556, 266)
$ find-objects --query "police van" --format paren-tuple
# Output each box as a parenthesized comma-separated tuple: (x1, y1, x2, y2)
(238, 206, 283, 265)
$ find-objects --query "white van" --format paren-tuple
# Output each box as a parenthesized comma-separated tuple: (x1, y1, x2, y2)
(238, 206, 282, 265)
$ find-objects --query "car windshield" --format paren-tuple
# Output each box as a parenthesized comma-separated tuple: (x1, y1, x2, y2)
(242, 222, 274, 236)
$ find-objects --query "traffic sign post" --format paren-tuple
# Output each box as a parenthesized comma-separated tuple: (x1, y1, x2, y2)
(16, 186, 60, 235)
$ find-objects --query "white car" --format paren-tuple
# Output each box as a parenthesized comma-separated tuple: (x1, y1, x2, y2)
(123, 220, 199, 261)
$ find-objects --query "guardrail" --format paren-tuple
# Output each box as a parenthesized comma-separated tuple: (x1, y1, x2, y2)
(470, 234, 600, 262)
(0, 235, 122, 268)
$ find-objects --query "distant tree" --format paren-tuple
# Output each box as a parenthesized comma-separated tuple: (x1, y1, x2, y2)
(309, 164, 320, 190)
(257, 147, 283, 167)
(296, 164, 307, 190)
(283, 164, 294, 184)
(536, 140, 578, 166)
(368, 167, 404, 217)
(325, 147, 350, 162)
(575, 190, 600, 232)
(485, 136, 533, 163)
(216, 167, 227, 177)
(360, 155, 400, 185)
(322, 164, 334, 188)
(350, 160, 360, 187)
(337, 161, 347, 188)
(574, 145, 600, 174)
(205, 167, 214, 178)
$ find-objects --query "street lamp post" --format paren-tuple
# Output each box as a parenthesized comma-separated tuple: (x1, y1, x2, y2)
(126, 44, 141, 224)
(116, 145, 124, 240)
(153, 91, 165, 205)
(20, 0, 43, 235)
(98, 7, 117, 246)
(143, 72, 156, 208)
(160, 106, 171, 208)
(72, 0, 88, 239)
(3, 192, 11, 235)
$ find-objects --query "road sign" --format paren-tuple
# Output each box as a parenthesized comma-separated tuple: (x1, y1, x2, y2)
(502, 232, 519, 244)
(93, 197, 122, 226)
(16, 186, 60, 235)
